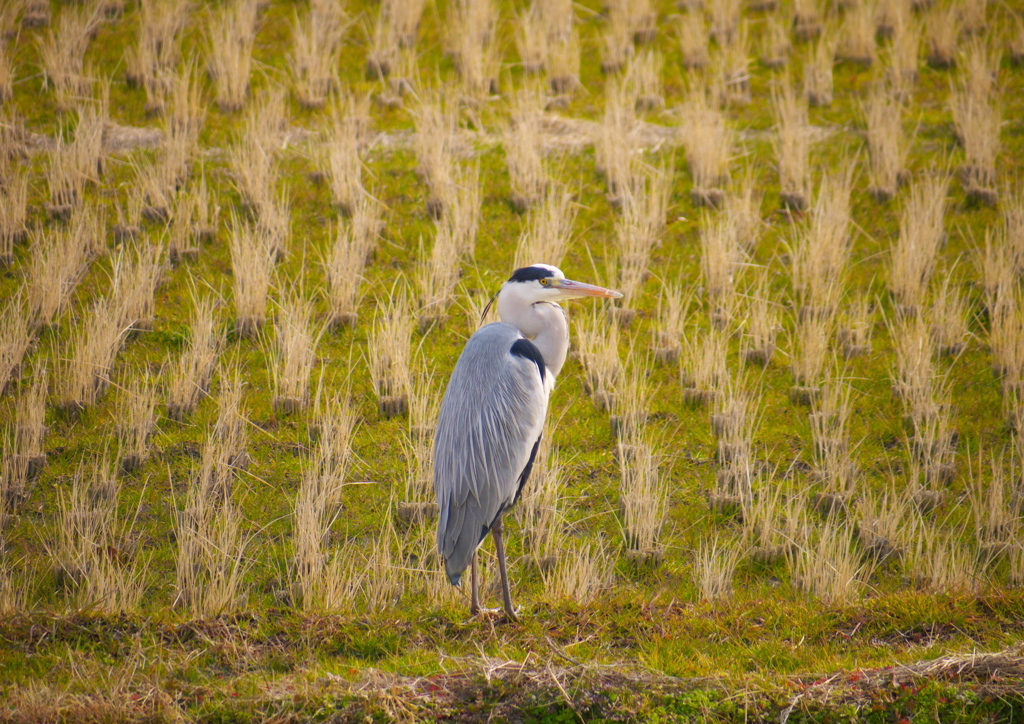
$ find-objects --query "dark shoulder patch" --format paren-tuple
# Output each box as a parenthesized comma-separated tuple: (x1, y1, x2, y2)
(510, 338, 546, 382)
(508, 266, 555, 283)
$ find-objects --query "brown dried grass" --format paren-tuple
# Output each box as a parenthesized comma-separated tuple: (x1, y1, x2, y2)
(0, 167, 28, 262)
(37, 3, 101, 110)
(505, 83, 549, 212)
(863, 83, 912, 201)
(292, 395, 354, 609)
(206, 0, 258, 112)
(787, 517, 867, 604)
(889, 174, 949, 315)
(513, 182, 577, 269)
(229, 213, 277, 339)
(0, 289, 31, 395)
(771, 79, 810, 210)
(167, 294, 224, 421)
(804, 29, 836, 107)
(115, 368, 157, 473)
(27, 208, 101, 328)
(48, 460, 147, 614)
(680, 84, 733, 203)
(289, 0, 347, 109)
(368, 285, 413, 417)
(323, 193, 382, 327)
(268, 290, 325, 414)
(55, 292, 131, 413)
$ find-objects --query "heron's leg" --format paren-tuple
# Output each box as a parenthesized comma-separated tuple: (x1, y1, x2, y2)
(491, 516, 519, 621)
(470, 550, 480, 616)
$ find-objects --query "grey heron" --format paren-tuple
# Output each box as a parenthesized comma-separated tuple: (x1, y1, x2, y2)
(434, 264, 622, 620)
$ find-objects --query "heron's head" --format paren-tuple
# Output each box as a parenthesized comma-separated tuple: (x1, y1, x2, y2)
(484, 264, 623, 322)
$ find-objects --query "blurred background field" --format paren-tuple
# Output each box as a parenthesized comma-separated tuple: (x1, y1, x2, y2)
(1, 0, 1024, 718)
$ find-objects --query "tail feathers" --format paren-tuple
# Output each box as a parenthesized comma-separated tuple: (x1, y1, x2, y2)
(443, 522, 491, 587)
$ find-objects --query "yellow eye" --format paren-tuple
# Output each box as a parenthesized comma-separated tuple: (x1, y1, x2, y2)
(540, 278, 549, 286)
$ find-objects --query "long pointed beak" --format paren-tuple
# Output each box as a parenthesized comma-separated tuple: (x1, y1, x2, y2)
(550, 278, 624, 300)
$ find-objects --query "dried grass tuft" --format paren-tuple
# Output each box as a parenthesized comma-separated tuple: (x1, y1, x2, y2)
(542, 540, 614, 604)
(116, 369, 157, 473)
(515, 436, 564, 570)
(37, 4, 101, 110)
(206, 0, 258, 112)
(771, 80, 811, 210)
(402, 362, 441, 510)
(229, 214, 278, 339)
(618, 429, 667, 562)
(292, 395, 354, 610)
(711, 20, 752, 106)
(576, 305, 622, 410)
(884, 13, 920, 98)
(863, 83, 912, 202)
(596, 79, 638, 205)
(950, 40, 1001, 205)
(0, 168, 28, 263)
(837, 0, 877, 65)
(681, 326, 729, 405)
(700, 210, 743, 325)
(711, 379, 759, 508)
(889, 174, 949, 316)
(838, 294, 874, 358)
(791, 163, 856, 320)
(677, 12, 709, 70)
(741, 270, 779, 366)
(793, 0, 823, 40)
(27, 208, 101, 328)
(625, 49, 664, 111)
(856, 483, 912, 561)
(368, 285, 413, 417)
(614, 165, 669, 312)
(743, 481, 808, 563)
(167, 295, 224, 421)
(925, 3, 959, 68)
(601, 2, 634, 74)
(653, 282, 691, 364)
(228, 88, 286, 216)
(125, 0, 190, 114)
(695, 536, 743, 602)
(448, 0, 501, 98)
(1, 365, 48, 516)
(48, 460, 147, 613)
(289, 1, 347, 109)
(174, 442, 251, 617)
(268, 290, 325, 414)
(547, 27, 581, 95)
(788, 518, 866, 604)
(516, 6, 548, 73)
(324, 194, 382, 328)
(900, 516, 980, 593)
(55, 292, 131, 413)
(681, 85, 733, 207)
(928, 272, 971, 357)
(760, 14, 791, 69)
(412, 89, 457, 215)
(790, 314, 834, 399)
(514, 183, 577, 270)
(0, 290, 31, 396)
(505, 84, 549, 212)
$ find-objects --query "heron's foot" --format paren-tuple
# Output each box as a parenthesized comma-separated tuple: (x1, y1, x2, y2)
(469, 606, 504, 620)
(502, 606, 520, 623)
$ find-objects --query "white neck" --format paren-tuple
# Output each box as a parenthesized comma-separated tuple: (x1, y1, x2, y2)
(497, 290, 570, 378)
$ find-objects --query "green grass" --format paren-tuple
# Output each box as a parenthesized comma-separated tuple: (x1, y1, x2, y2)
(2, 0, 1024, 720)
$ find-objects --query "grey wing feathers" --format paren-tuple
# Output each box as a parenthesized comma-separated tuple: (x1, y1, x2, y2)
(434, 323, 549, 584)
